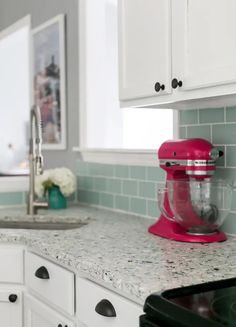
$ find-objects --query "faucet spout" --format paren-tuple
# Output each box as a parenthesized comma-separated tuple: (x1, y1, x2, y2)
(27, 105, 48, 215)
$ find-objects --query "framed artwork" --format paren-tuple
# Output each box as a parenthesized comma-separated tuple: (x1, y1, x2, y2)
(32, 15, 66, 149)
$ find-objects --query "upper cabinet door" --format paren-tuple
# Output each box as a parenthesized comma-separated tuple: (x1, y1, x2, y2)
(173, 0, 236, 91)
(118, 0, 172, 100)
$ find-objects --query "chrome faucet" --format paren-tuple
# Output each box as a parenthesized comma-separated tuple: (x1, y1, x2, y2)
(27, 105, 48, 215)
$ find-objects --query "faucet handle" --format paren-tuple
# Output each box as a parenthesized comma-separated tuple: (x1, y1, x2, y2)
(35, 155, 44, 175)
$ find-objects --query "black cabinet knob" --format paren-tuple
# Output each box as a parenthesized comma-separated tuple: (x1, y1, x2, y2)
(95, 299, 116, 317)
(154, 82, 165, 92)
(9, 294, 17, 303)
(58, 325, 62, 327)
(172, 78, 183, 89)
(35, 266, 50, 279)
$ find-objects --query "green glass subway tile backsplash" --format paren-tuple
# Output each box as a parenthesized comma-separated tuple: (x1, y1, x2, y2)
(0, 192, 24, 206)
(199, 107, 224, 124)
(179, 109, 198, 125)
(77, 161, 163, 218)
(187, 125, 211, 140)
(226, 106, 236, 122)
(179, 106, 236, 234)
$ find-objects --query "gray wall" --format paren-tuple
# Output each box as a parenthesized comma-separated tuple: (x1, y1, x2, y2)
(0, 0, 79, 172)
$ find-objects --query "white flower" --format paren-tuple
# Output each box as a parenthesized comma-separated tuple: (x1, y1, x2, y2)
(35, 167, 76, 197)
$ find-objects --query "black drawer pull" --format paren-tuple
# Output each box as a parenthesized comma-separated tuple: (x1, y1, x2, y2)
(9, 294, 17, 303)
(95, 299, 116, 317)
(35, 266, 50, 279)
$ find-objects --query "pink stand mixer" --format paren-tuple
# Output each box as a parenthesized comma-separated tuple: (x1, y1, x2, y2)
(149, 138, 232, 243)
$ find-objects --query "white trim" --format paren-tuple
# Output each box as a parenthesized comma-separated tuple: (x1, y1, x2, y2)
(78, 0, 88, 149)
(31, 14, 67, 150)
(0, 15, 31, 40)
(173, 110, 179, 139)
(72, 148, 158, 166)
(0, 177, 28, 193)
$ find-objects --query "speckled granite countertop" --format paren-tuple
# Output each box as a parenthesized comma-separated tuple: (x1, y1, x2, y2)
(0, 205, 236, 305)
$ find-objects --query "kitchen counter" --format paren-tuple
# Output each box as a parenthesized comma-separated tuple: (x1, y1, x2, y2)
(0, 205, 236, 305)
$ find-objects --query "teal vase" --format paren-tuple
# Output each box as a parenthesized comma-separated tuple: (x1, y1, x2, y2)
(48, 185, 67, 209)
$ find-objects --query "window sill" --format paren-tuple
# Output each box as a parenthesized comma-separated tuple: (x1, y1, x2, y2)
(0, 176, 28, 193)
(72, 147, 159, 166)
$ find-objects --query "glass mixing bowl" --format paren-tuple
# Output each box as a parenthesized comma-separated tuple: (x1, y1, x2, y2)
(158, 179, 232, 234)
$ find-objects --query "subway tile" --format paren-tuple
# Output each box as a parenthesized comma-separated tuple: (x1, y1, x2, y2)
(221, 212, 236, 235)
(77, 190, 87, 203)
(147, 200, 160, 218)
(99, 164, 114, 177)
(179, 110, 198, 125)
(93, 177, 107, 191)
(115, 165, 129, 178)
(212, 124, 236, 144)
(226, 106, 236, 122)
(77, 190, 99, 205)
(130, 197, 146, 215)
(123, 180, 138, 196)
(0, 192, 23, 206)
(76, 160, 88, 176)
(100, 193, 114, 208)
(187, 125, 211, 141)
(179, 126, 187, 139)
(107, 179, 122, 194)
(213, 167, 236, 182)
(199, 108, 224, 124)
(139, 181, 156, 199)
(115, 195, 129, 211)
(77, 176, 88, 189)
(226, 146, 236, 167)
(146, 167, 165, 182)
(130, 166, 146, 180)
(216, 145, 225, 167)
(230, 190, 236, 212)
(82, 176, 94, 190)
(87, 162, 101, 176)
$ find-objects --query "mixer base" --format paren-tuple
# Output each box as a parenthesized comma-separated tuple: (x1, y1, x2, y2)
(148, 216, 227, 243)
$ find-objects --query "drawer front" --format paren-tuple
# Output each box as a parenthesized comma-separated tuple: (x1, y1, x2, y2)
(25, 294, 75, 327)
(77, 277, 143, 327)
(0, 247, 24, 283)
(25, 252, 75, 315)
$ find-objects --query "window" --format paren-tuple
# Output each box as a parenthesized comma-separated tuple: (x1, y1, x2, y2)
(78, 0, 176, 164)
(0, 16, 30, 191)
(0, 17, 30, 176)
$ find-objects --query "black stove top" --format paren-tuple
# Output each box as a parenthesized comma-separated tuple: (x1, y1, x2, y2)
(141, 278, 236, 327)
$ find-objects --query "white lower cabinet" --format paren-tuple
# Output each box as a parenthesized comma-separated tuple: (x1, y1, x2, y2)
(0, 247, 143, 327)
(77, 277, 143, 327)
(24, 294, 75, 327)
(0, 290, 22, 327)
(0, 246, 24, 327)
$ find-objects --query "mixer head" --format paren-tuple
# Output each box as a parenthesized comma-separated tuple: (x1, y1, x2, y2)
(158, 138, 223, 178)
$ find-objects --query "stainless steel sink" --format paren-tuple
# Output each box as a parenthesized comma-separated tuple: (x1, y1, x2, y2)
(0, 221, 87, 230)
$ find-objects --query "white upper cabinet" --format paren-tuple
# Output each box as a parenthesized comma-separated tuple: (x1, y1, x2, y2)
(119, 0, 236, 108)
(118, 0, 172, 100)
(173, 0, 236, 90)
